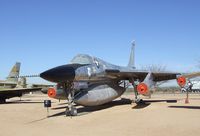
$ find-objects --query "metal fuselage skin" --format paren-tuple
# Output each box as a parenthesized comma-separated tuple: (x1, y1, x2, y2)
(0, 82, 17, 89)
(41, 54, 133, 106)
(0, 81, 21, 100)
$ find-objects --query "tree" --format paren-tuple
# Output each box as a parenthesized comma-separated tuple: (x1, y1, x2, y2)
(140, 64, 167, 73)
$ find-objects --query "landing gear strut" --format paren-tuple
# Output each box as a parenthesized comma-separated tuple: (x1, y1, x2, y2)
(133, 90, 144, 104)
(131, 80, 143, 104)
(63, 82, 77, 116)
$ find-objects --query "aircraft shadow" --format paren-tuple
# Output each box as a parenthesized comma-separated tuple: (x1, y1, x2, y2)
(132, 99, 177, 109)
(28, 99, 179, 122)
(51, 104, 80, 110)
(144, 100, 177, 103)
(78, 98, 132, 112)
(168, 106, 200, 110)
(49, 98, 132, 118)
(3, 100, 45, 104)
(27, 117, 47, 124)
(132, 103, 151, 109)
(48, 99, 178, 118)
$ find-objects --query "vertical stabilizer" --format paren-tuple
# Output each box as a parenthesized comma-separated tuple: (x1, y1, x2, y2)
(128, 41, 136, 69)
(7, 62, 21, 83)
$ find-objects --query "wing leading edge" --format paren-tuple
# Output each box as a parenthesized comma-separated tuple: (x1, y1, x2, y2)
(0, 88, 42, 95)
(105, 69, 181, 82)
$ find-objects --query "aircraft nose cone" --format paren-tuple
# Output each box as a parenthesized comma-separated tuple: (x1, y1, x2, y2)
(40, 64, 76, 83)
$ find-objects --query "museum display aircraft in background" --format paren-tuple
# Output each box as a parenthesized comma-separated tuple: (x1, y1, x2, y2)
(0, 62, 51, 103)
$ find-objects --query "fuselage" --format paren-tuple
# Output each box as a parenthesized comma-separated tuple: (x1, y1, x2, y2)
(0, 81, 17, 89)
(41, 54, 133, 106)
(41, 54, 133, 82)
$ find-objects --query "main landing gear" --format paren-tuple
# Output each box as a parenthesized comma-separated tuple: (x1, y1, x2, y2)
(131, 81, 144, 105)
(132, 90, 145, 104)
(62, 82, 77, 116)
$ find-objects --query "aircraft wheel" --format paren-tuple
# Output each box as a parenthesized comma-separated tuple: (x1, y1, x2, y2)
(65, 111, 71, 116)
(71, 107, 77, 116)
(135, 99, 145, 105)
(65, 107, 77, 116)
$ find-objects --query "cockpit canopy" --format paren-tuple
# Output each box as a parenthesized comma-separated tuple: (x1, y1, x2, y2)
(70, 54, 94, 65)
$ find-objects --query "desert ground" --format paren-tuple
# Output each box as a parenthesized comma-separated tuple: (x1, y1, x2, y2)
(0, 93, 200, 136)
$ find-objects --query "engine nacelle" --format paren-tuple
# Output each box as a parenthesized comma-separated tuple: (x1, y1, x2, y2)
(136, 82, 149, 96)
(47, 87, 67, 100)
(135, 76, 187, 95)
(177, 76, 186, 88)
(47, 82, 89, 100)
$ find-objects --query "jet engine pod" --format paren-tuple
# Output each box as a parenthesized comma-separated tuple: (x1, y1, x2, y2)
(47, 87, 67, 100)
(137, 83, 149, 95)
(177, 76, 186, 87)
(48, 88, 56, 98)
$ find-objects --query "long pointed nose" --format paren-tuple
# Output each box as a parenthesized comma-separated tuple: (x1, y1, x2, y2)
(40, 64, 76, 83)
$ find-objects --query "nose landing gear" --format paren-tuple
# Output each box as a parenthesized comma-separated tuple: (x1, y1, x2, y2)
(63, 82, 77, 116)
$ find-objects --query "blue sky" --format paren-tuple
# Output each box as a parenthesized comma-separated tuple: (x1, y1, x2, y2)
(0, 0, 200, 84)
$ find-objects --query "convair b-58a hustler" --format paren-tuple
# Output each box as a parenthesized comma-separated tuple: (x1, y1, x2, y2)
(40, 42, 200, 116)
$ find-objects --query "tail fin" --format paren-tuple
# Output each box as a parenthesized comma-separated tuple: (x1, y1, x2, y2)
(7, 62, 21, 82)
(128, 41, 136, 69)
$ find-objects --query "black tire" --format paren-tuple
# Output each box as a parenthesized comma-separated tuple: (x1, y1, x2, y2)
(71, 107, 77, 116)
(65, 107, 77, 116)
(136, 99, 145, 105)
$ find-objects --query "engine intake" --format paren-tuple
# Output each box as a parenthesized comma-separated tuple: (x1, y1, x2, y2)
(177, 76, 186, 87)
(48, 88, 56, 98)
(47, 87, 68, 100)
(137, 83, 149, 95)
